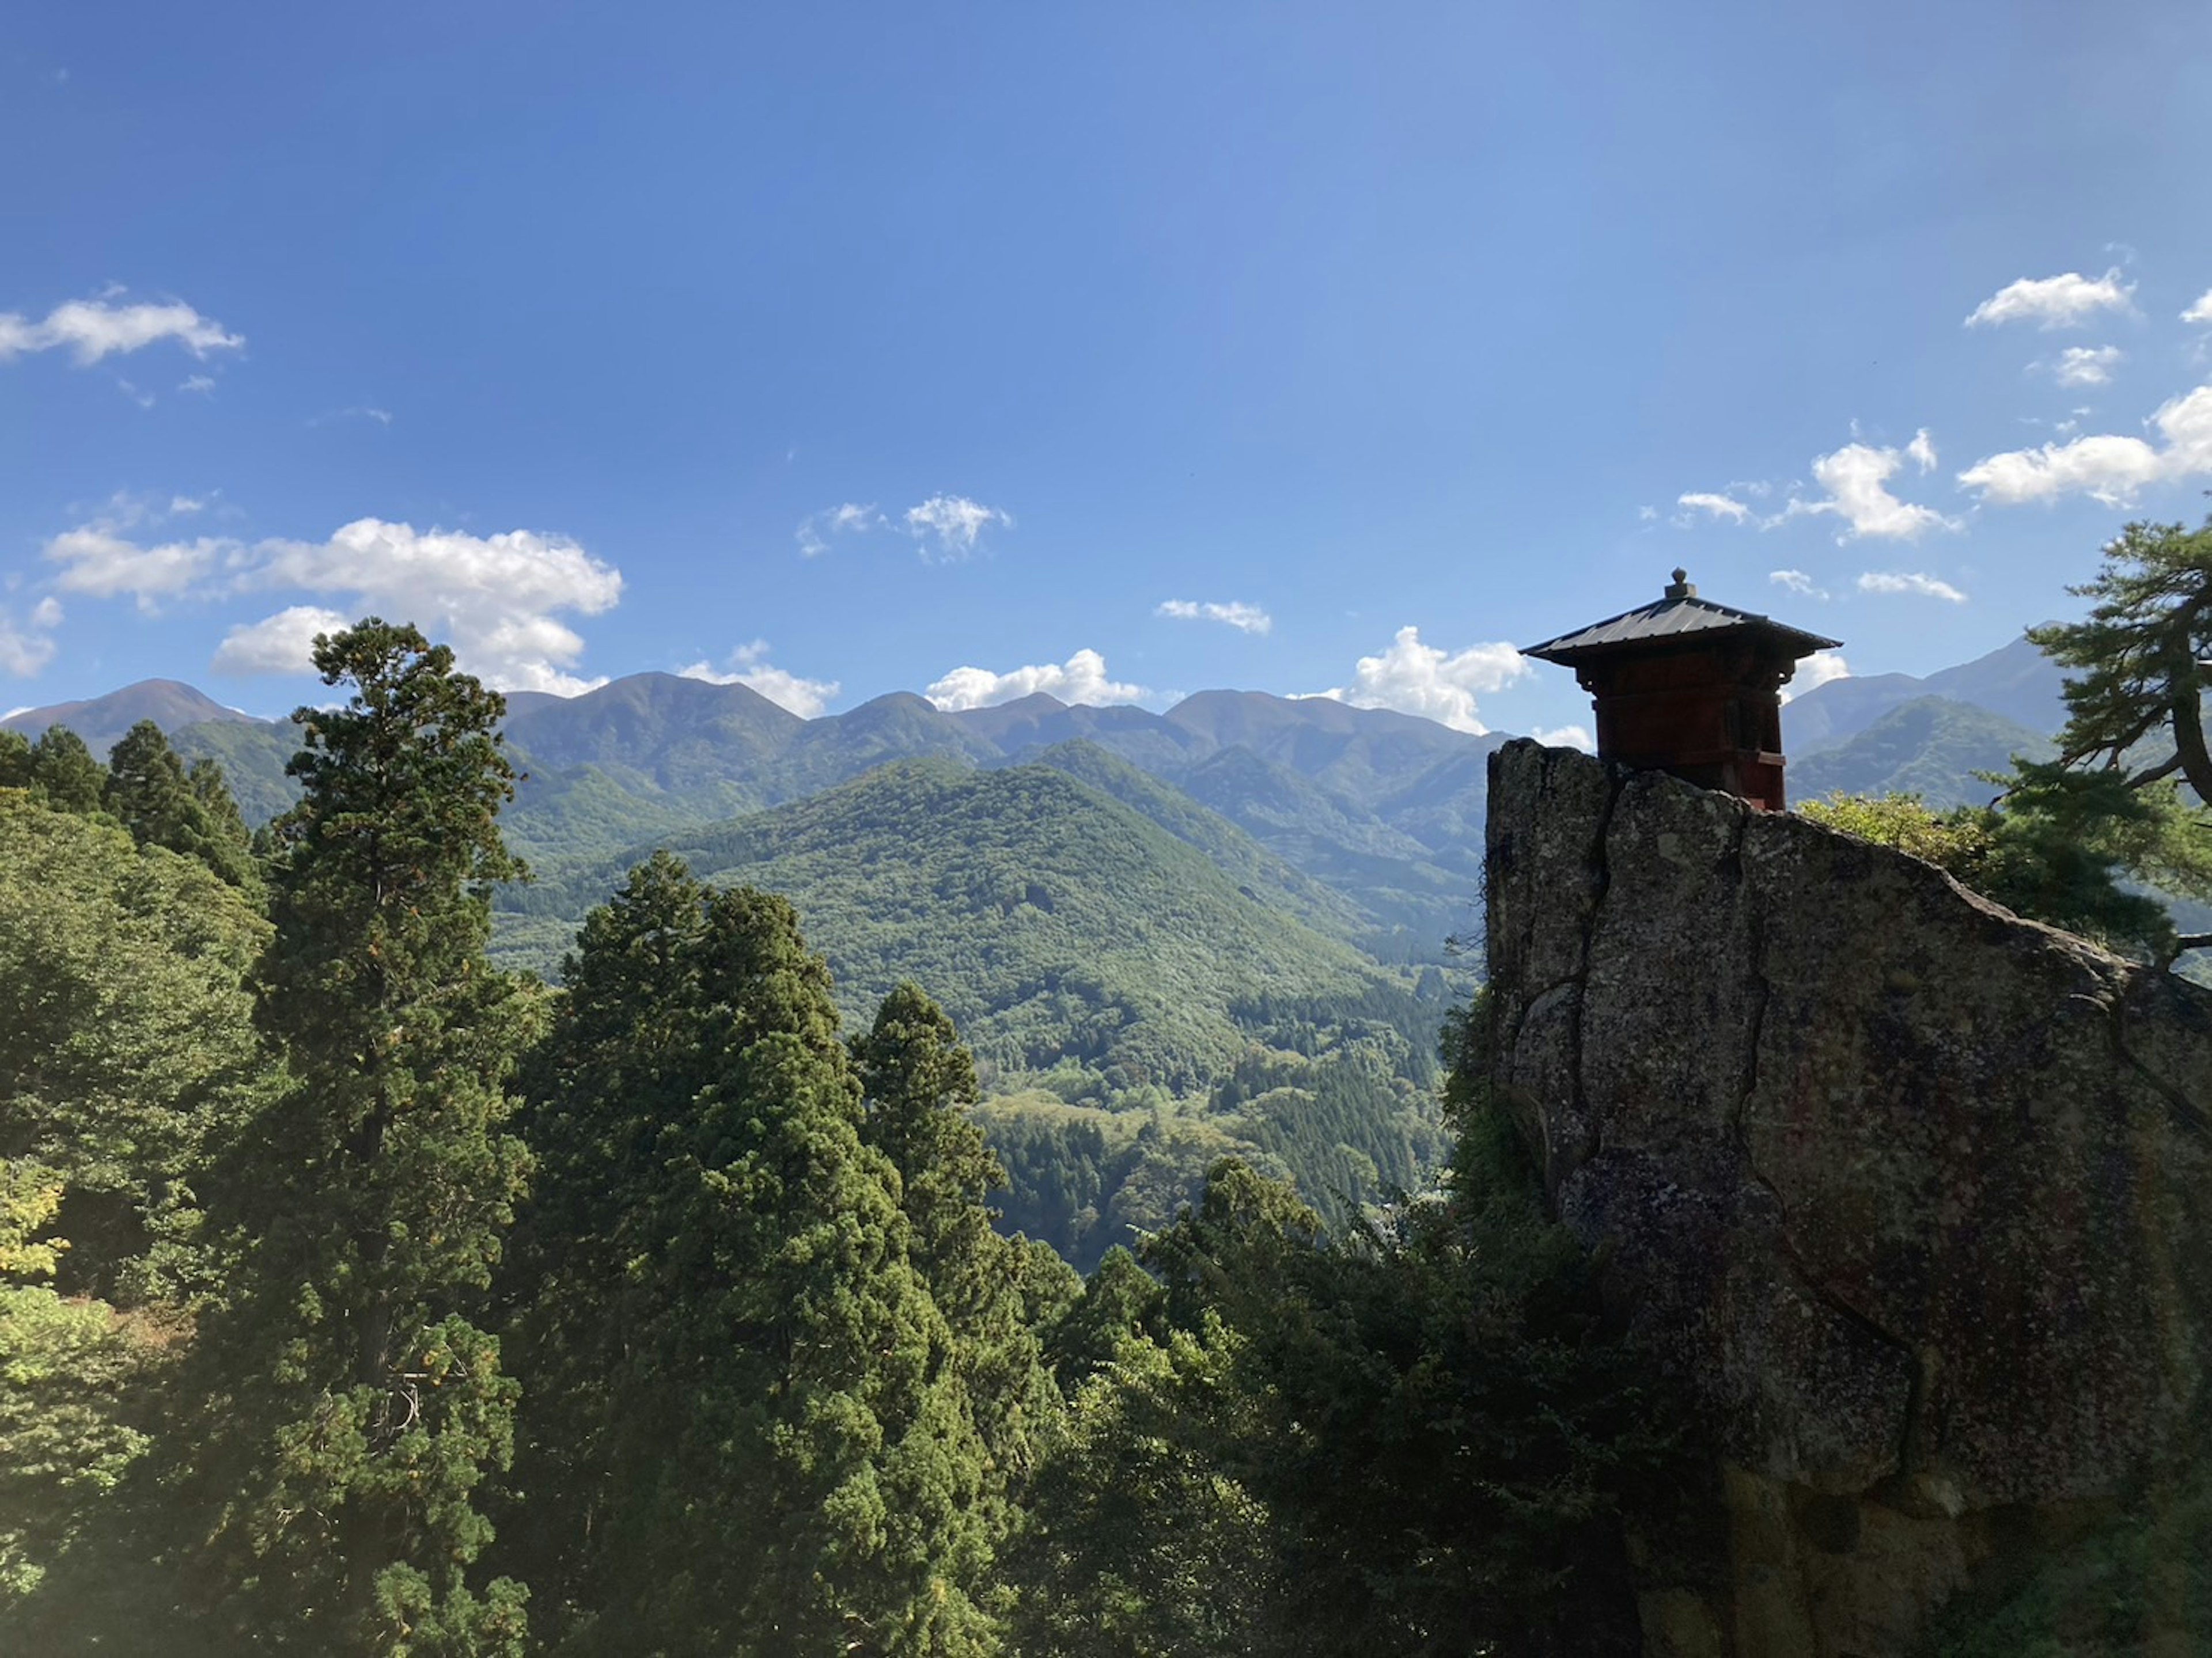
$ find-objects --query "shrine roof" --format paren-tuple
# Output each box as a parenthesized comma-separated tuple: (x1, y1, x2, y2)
(1522, 570, 1840, 663)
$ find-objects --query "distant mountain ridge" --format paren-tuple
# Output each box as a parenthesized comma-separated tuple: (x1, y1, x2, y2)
(1786, 634, 2067, 754)
(0, 679, 262, 758)
(3, 632, 2078, 957)
(1791, 696, 2057, 809)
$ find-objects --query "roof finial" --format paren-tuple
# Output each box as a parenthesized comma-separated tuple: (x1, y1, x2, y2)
(1666, 567, 1695, 600)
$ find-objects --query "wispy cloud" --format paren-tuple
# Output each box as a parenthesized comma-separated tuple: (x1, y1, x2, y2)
(796, 502, 884, 557)
(1857, 571, 1968, 604)
(306, 405, 392, 428)
(0, 598, 62, 677)
(0, 293, 244, 365)
(1676, 491, 1751, 525)
(1156, 598, 1272, 634)
(1965, 268, 2135, 331)
(2184, 289, 2212, 327)
(2050, 345, 2123, 386)
(905, 495, 1011, 561)
(1769, 568, 1829, 600)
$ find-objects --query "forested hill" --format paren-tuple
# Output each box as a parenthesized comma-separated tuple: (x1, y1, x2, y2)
(498, 754, 1452, 1266)
(502, 755, 1445, 1092)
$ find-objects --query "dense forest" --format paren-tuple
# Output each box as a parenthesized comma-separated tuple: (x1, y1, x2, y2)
(3, 526, 2209, 1653)
(0, 620, 1676, 1655)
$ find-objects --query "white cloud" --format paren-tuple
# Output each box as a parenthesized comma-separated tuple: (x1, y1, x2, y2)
(1315, 625, 1529, 735)
(1637, 504, 1658, 522)
(1780, 438, 1956, 541)
(925, 647, 1147, 711)
(44, 523, 224, 607)
(1964, 268, 2134, 330)
(1676, 492, 1751, 524)
(235, 519, 623, 693)
(46, 504, 623, 693)
(2052, 346, 2123, 386)
(1857, 571, 1968, 604)
(1781, 649, 1851, 704)
(306, 405, 392, 428)
(676, 639, 840, 718)
(1904, 428, 1937, 472)
(1768, 568, 1828, 600)
(0, 296, 244, 365)
(0, 616, 56, 677)
(1532, 723, 1594, 752)
(1156, 598, 1272, 635)
(796, 502, 883, 557)
(0, 591, 63, 677)
(905, 495, 1010, 560)
(2181, 290, 2212, 326)
(211, 605, 353, 675)
(178, 374, 216, 395)
(1957, 383, 2212, 507)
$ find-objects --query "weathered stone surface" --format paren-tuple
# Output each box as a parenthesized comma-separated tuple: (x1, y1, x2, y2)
(1485, 739, 2212, 1655)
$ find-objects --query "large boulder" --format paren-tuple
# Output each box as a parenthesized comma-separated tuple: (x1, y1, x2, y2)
(1484, 739, 2212, 1655)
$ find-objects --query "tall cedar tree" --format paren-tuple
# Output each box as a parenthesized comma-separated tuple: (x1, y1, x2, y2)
(502, 856, 1009, 1655)
(853, 985, 1077, 1591)
(183, 620, 535, 1653)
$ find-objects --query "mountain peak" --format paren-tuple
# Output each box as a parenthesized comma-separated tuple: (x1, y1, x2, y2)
(0, 679, 266, 757)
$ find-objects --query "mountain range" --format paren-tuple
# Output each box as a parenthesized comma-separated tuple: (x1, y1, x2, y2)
(0, 632, 2139, 1262)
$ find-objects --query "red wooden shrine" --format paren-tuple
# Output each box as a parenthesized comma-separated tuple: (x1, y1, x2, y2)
(1522, 570, 1840, 811)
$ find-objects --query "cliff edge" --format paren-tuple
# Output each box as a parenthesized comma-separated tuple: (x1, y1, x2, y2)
(1484, 739, 2212, 1656)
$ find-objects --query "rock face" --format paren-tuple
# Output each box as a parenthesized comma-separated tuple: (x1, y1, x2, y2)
(1484, 740, 2212, 1656)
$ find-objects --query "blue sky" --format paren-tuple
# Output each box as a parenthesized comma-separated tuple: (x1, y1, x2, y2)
(7, 2, 2212, 741)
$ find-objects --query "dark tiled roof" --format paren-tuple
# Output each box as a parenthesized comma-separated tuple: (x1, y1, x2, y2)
(1522, 571, 1840, 662)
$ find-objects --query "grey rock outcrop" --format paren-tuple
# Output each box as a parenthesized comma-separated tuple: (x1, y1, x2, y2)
(1484, 739, 2212, 1656)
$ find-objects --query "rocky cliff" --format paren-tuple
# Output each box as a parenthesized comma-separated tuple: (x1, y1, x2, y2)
(1484, 739, 2212, 1656)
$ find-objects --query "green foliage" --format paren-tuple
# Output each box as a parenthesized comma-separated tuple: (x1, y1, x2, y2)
(1802, 772, 2192, 961)
(503, 857, 1021, 1654)
(28, 728, 108, 816)
(1010, 996, 1677, 1656)
(104, 721, 259, 891)
(0, 1285, 161, 1611)
(176, 619, 536, 1653)
(0, 791, 274, 1303)
(2029, 515, 2212, 804)
(510, 761, 1421, 1091)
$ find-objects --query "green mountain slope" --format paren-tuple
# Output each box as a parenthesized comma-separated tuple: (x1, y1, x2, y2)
(1791, 696, 2056, 809)
(506, 758, 1438, 1090)
(1015, 739, 1372, 940)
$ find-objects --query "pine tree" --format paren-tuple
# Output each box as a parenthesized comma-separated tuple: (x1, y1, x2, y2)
(180, 619, 535, 1653)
